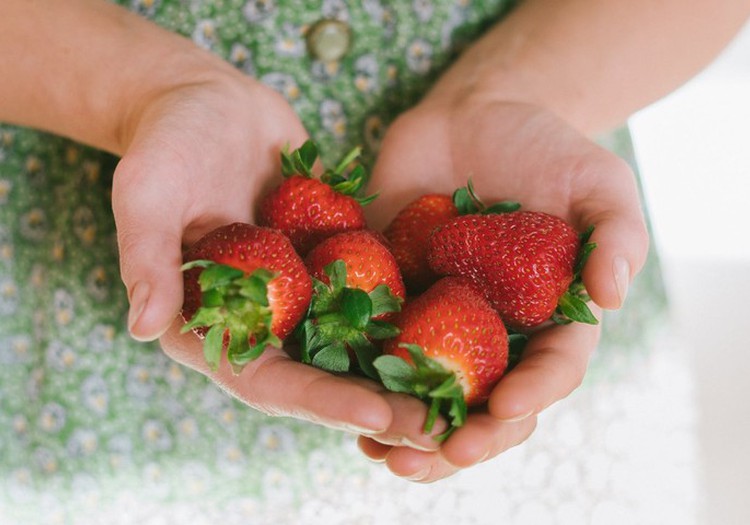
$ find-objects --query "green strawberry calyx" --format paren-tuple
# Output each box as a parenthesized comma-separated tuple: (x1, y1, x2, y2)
(374, 343, 468, 442)
(280, 140, 377, 206)
(296, 260, 403, 379)
(180, 260, 282, 374)
(452, 179, 521, 215)
(553, 225, 599, 325)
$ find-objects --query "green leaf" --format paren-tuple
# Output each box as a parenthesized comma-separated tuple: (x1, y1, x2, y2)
(373, 355, 417, 394)
(340, 288, 372, 330)
(312, 343, 350, 373)
(452, 186, 479, 215)
(324, 260, 348, 292)
(365, 320, 401, 340)
(368, 285, 402, 318)
(507, 332, 529, 370)
(347, 333, 381, 380)
(482, 201, 521, 215)
(557, 292, 599, 325)
(198, 264, 245, 292)
(356, 192, 379, 206)
(296, 140, 319, 173)
(180, 259, 214, 272)
(181, 306, 224, 333)
(332, 145, 362, 176)
(203, 325, 225, 372)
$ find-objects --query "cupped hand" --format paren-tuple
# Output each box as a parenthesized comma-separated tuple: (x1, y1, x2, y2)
(362, 96, 648, 481)
(112, 60, 441, 441)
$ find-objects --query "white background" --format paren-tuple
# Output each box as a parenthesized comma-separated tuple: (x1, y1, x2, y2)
(630, 20, 750, 525)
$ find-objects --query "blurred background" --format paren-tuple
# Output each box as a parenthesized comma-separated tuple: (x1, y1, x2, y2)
(629, 18, 750, 525)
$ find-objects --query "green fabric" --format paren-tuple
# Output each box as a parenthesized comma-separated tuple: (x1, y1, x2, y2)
(0, 1, 663, 522)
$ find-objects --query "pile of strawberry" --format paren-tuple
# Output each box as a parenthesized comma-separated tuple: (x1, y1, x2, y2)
(181, 141, 597, 439)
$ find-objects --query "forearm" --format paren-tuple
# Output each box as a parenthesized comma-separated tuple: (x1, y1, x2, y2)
(0, 0, 231, 154)
(428, 0, 750, 135)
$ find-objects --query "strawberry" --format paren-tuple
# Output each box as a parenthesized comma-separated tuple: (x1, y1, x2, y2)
(383, 182, 519, 294)
(181, 222, 312, 373)
(428, 210, 597, 329)
(374, 277, 509, 438)
(297, 230, 405, 378)
(383, 194, 458, 294)
(257, 140, 376, 255)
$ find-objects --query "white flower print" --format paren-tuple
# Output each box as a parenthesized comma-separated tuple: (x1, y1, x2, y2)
(216, 441, 247, 478)
(311, 59, 342, 81)
(130, 0, 160, 18)
(39, 403, 66, 434)
(261, 467, 295, 506)
(126, 364, 156, 400)
(322, 0, 350, 22)
(229, 43, 256, 76)
(81, 374, 109, 416)
(193, 19, 218, 50)
(165, 362, 187, 390)
(364, 115, 386, 153)
(260, 72, 301, 102)
(406, 38, 433, 74)
(87, 324, 116, 353)
(12, 414, 29, 438)
(0, 179, 11, 205)
(1, 335, 33, 364)
(243, 0, 276, 24)
(177, 416, 198, 440)
(46, 341, 77, 371)
(362, 0, 385, 22)
(142, 419, 173, 451)
(85, 265, 110, 302)
(67, 428, 99, 457)
(274, 23, 305, 57)
(354, 54, 380, 94)
(256, 424, 296, 454)
(19, 208, 47, 241)
(320, 99, 347, 139)
(413, 0, 434, 23)
(0, 225, 12, 261)
(53, 288, 75, 326)
(72, 206, 97, 245)
(442, 6, 469, 50)
(0, 257, 17, 299)
(107, 435, 134, 471)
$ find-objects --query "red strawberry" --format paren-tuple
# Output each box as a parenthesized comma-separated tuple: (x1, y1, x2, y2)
(383, 194, 458, 293)
(181, 222, 312, 373)
(298, 230, 405, 378)
(428, 211, 597, 329)
(383, 182, 520, 294)
(257, 140, 375, 255)
(375, 277, 509, 438)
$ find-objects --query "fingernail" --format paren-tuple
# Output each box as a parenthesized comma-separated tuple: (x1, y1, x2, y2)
(613, 256, 631, 307)
(402, 437, 440, 452)
(405, 466, 431, 482)
(498, 409, 535, 423)
(127, 281, 150, 340)
(342, 422, 388, 436)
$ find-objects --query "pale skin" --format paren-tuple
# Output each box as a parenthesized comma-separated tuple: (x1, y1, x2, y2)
(3, 0, 749, 483)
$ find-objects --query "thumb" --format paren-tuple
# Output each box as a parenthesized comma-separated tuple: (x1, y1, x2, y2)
(112, 154, 186, 342)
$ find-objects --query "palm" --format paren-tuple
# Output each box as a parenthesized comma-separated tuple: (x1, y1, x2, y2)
(361, 99, 648, 481)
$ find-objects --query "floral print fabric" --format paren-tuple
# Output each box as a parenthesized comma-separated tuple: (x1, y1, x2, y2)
(0, 1, 665, 523)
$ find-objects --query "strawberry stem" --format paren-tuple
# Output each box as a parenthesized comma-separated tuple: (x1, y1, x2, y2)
(181, 260, 282, 373)
(374, 343, 468, 440)
(553, 225, 599, 325)
(298, 260, 402, 379)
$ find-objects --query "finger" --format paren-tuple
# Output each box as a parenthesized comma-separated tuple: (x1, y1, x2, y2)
(357, 436, 392, 463)
(384, 414, 537, 483)
(440, 414, 538, 468)
(112, 154, 187, 342)
(574, 158, 650, 310)
(364, 391, 447, 452)
(160, 321, 392, 434)
(488, 313, 601, 421)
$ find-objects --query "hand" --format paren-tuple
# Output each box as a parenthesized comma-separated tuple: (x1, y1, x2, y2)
(361, 96, 648, 481)
(112, 61, 444, 442)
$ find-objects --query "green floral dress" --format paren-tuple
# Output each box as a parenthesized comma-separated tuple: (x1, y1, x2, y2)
(0, 1, 667, 523)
